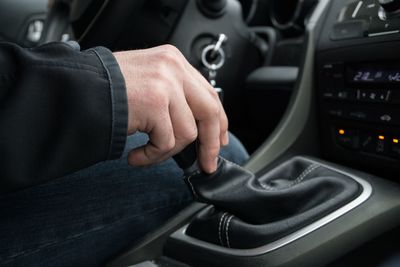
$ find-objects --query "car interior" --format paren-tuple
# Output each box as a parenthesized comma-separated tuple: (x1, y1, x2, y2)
(1, 0, 400, 266)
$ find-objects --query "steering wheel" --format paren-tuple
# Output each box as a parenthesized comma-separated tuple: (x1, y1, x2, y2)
(39, 0, 92, 44)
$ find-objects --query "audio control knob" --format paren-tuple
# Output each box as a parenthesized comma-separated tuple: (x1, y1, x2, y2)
(379, 0, 400, 13)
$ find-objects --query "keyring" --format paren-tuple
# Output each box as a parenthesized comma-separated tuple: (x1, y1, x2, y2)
(201, 44, 226, 71)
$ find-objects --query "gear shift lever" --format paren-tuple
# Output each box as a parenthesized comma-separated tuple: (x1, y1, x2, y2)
(173, 38, 361, 250)
(173, 142, 200, 176)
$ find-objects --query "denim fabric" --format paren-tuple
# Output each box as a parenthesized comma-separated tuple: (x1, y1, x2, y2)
(0, 132, 249, 267)
(378, 254, 400, 267)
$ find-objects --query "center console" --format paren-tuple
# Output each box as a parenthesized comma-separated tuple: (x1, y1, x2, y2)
(107, 1, 400, 266)
(161, 1, 400, 264)
(317, 0, 400, 177)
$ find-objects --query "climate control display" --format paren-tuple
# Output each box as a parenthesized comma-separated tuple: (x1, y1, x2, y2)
(347, 64, 400, 83)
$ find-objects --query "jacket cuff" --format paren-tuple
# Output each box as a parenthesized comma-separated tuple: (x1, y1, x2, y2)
(91, 46, 128, 160)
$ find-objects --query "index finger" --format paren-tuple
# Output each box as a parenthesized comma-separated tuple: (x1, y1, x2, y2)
(197, 112, 221, 173)
(182, 76, 222, 173)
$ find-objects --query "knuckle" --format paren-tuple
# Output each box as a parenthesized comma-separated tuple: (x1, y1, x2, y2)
(221, 120, 228, 133)
(175, 126, 198, 144)
(160, 44, 179, 53)
(153, 71, 173, 88)
(210, 89, 219, 100)
(159, 50, 175, 63)
(157, 46, 184, 70)
(160, 138, 175, 152)
(183, 127, 198, 143)
(154, 57, 168, 73)
(158, 49, 178, 65)
(221, 113, 229, 129)
(148, 86, 168, 108)
(163, 44, 183, 58)
(205, 102, 220, 118)
(206, 144, 220, 157)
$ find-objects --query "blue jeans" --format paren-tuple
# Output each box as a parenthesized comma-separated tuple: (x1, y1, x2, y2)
(0, 133, 249, 266)
(378, 254, 400, 267)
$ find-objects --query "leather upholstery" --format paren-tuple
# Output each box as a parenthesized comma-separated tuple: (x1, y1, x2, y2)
(185, 157, 361, 249)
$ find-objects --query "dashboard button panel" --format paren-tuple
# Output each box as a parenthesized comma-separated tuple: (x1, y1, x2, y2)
(317, 0, 400, 176)
(357, 89, 391, 103)
(335, 128, 360, 149)
(320, 60, 400, 163)
(336, 128, 397, 159)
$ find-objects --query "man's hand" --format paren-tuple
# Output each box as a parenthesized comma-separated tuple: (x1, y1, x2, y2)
(113, 45, 229, 173)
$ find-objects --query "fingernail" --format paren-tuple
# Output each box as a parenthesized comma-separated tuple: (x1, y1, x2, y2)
(211, 157, 218, 172)
(225, 132, 229, 145)
(204, 159, 218, 174)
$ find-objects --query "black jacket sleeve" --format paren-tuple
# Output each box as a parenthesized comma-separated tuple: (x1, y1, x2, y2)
(0, 41, 128, 193)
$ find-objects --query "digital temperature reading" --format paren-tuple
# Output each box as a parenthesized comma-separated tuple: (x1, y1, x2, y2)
(347, 64, 400, 83)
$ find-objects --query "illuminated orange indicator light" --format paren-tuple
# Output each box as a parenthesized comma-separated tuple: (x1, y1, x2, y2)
(338, 129, 345, 135)
(378, 135, 385, 140)
(393, 138, 399, 144)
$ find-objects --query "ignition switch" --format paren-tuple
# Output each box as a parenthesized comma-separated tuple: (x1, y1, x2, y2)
(201, 33, 228, 87)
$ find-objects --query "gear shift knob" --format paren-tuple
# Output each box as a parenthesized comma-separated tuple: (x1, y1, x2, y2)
(173, 142, 199, 176)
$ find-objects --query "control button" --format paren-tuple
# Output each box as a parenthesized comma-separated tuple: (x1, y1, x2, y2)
(358, 89, 368, 100)
(331, 20, 368, 40)
(323, 91, 335, 99)
(376, 135, 389, 154)
(337, 91, 349, 99)
(368, 91, 377, 101)
(322, 88, 335, 99)
(340, 108, 399, 125)
(328, 108, 344, 117)
(378, 90, 391, 102)
(391, 137, 400, 159)
(336, 128, 359, 149)
(348, 110, 368, 120)
(321, 63, 345, 87)
(337, 90, 357, 100)
(357, 89, 391, 103)
(323, 89, 356, 101)
(380, 114, 392, 122)
(360, 132, 389, 155)
(371, 110, 400, 125)
(322, 64, 344, 75)
(360, 132, 375, 152)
